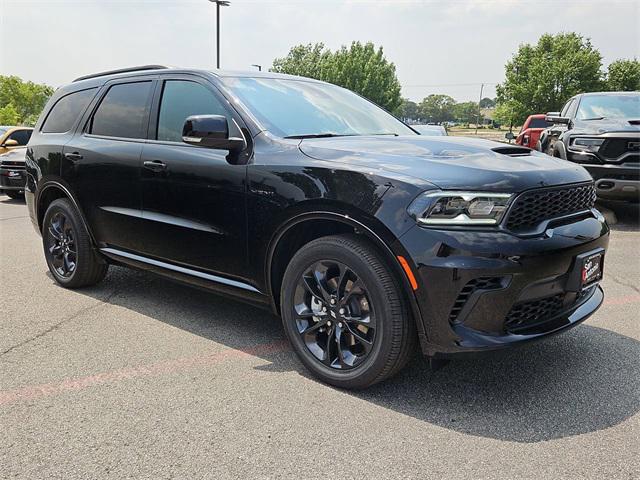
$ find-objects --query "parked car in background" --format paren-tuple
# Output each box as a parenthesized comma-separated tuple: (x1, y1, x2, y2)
(0, 126, 33, 154)
(0, 147, 27, 199)
(26, 66, 608, 389)
(539, 92, 640, 201)
(516, 114, 551, 148)
(412, 124, 448, 136)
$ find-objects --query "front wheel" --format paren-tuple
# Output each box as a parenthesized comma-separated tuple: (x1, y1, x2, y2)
(281, 234, 416, 389)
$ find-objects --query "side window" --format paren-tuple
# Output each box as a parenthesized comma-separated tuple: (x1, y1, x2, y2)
(90, 82, 152, 139)
(8, 129, 32, 145)
(41, 88, 97, 134)
(565, 98, 579, 119)
(157, 80, 230, 142)
(561, 99, 575, 117)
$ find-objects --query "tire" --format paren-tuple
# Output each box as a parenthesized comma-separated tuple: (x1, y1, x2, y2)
(280, 234, 416, 389)
(43, 198, 108, 288)
(5, 190, 24, 200)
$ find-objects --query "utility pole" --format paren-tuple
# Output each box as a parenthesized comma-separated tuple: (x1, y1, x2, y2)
(475, 83, 484, 135)
(209, 1, 230, 69)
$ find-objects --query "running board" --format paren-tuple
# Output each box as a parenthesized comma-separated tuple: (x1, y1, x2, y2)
(100, 247, 261, 293)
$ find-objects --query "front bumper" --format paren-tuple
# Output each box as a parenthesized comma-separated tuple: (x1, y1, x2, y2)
(583, 164, 639, 201)
(0, 167, 26, 191)
(399, 212, 609, 356)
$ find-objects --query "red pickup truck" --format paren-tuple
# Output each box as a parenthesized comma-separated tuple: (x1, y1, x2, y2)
(516, 114, 552, 148)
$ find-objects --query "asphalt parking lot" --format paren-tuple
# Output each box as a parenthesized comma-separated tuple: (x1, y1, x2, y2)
(0, 195, 638, 479)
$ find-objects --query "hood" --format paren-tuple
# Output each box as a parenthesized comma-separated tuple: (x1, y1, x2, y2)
(0, 147, 27, 162)
(299, 135, 592, 192)
(572, 118, 640, 134)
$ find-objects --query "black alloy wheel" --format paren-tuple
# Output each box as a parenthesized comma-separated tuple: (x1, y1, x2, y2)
(293, 260, 376, 369)
(281, 234, 416, 389)
(46, 211, 77, 278)
(42, 198, 108, 288)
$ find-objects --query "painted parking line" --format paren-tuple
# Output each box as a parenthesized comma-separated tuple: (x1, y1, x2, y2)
(0, 340, 290, 407)
(1, 293, 637, 407)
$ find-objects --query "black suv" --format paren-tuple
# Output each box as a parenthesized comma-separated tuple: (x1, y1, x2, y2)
(26, 66, 609, 388)
(539, 92, 640, 201)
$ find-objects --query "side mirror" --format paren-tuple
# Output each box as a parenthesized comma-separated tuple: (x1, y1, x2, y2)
(1, 139, 19, 148)
(545, 112, 570, 124)
(182, 115, 245, 152)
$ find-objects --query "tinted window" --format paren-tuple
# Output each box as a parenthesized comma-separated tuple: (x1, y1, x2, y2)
(90, 82, 152, 139)
(8, 129, 32, 145)
(529, 118, 552, 129)
(157, 80, 229, 142)
(41, 88, 97, 134)
(577, 94, 640, 120)
(560, 99, 574, 117)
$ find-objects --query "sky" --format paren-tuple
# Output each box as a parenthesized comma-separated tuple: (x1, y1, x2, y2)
(1, 0, 639, 102)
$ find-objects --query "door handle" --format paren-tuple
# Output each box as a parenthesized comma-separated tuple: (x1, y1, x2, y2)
(143, 160, 167, 172)
(64, 152, 83, 161)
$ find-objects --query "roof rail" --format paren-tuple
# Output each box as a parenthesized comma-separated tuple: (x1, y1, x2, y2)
(72, 65, 169, 82)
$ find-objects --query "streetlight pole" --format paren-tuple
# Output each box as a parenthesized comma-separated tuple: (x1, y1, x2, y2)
(475, 83, 484, 135)
(209, 1, 230, 69)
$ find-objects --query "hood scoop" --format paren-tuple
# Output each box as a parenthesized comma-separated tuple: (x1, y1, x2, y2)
(491, 145, 532, 157)
(628, 120, 640, 125)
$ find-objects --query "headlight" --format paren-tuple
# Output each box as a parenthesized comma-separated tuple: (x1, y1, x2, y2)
(407, 191, 512, 226)
(571, 137, 604, 153)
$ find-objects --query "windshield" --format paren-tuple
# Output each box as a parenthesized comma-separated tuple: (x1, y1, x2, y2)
(577, 94, 640, 120)
(0, 127, 8, 136)
(222, 77, 416, 138)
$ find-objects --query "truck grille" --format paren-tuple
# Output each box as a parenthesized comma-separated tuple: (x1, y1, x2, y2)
(505, 183, 596, 233)
(599, 138, 640, 162)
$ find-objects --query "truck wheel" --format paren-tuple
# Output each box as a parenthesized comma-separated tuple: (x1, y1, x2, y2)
(280, 234, 416, 389)
(43, 198, 108, 288)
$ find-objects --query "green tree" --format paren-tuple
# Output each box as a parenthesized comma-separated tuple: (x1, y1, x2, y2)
(0, 103, 19, 125)
(418, 94, 456, 123)
(606, 59, 640, 91)
(271, 41, 403, 113)
(495, 33, 603, 125)
(398, 98, 419, 121)
(454, 101, 479, 124)
(479, 97, 495, 108)
(0, 75, 54, 126)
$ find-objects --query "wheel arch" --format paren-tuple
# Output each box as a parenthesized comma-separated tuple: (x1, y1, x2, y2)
(266, 210, 426, 344)
(36, 181, 97, 246)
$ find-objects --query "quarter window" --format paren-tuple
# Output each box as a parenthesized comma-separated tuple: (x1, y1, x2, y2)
(90, 82, 152, 139)
(41, 88, 97, 134)
(157, 80, 230, 142)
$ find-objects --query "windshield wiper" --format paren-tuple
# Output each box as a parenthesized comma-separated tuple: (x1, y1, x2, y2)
(284, 133, 356, 139)
(581, 117, 606, 121)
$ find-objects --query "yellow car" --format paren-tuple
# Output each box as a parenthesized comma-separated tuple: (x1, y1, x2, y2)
(0, 126, 33, 154)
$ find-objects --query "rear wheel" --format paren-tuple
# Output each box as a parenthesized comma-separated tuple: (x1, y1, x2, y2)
(43, 198, 108, 288)
(281, 234, 416, 389)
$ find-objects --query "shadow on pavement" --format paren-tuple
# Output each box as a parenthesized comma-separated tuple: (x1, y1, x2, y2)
(67, 264, 640, 444)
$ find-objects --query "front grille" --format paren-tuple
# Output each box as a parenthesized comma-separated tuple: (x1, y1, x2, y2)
(0, 161, 25, 170)
(600, 138, 640, 161)
(505, 183, 596, 233)
(449, 276, 504, 323)
(504, 293, 565, 331)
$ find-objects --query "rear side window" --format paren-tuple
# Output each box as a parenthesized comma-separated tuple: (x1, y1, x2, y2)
(7, 129, 32, 145)
(90, 82, 152, 139)
(41, 88, 97, 133)
(529, 118, 552, 129)
(157, 80, 229, 142)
